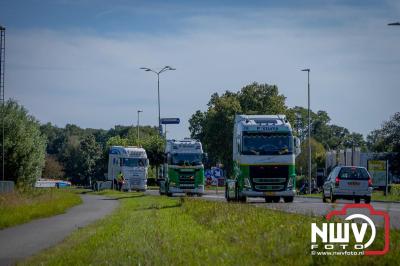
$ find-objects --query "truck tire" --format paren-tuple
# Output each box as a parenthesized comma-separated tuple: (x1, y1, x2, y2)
(283, 196, 294, 203)
(272, 197, 280, 203)
(167, 192, 173, 197)
(364, 196, 371, 204)
(354, 197, 361, 204)
(239, 196, 247, 203)
(265, 197, 272, 203)
(225, 185, 232, 202)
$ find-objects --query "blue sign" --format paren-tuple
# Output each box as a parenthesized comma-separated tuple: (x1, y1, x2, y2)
(160, 118, 180, 124)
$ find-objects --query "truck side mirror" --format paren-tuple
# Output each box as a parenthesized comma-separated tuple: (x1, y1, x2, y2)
(146, 159, 149, 166)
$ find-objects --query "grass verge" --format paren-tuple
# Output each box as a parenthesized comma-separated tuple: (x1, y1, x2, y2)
(22, 191, 400, 266)
(301, 191, 400, 202)
(0, 188, 82, 229)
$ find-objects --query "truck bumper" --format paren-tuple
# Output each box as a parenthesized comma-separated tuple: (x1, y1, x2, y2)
(242, 189, 295, 197)
(169, 185, 204, 194)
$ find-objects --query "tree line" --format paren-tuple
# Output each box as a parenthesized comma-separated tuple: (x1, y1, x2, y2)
(188, 82, 399, 177)
(1, 99, 165, 187)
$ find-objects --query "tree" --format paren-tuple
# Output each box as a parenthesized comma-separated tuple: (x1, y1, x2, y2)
(367, 112, 400, 153)
(142, 135, 166, 178)
(78, 134, 102, 185)
(287, 106, 366, 151)
(0, 100, 46, 186)
(367, 112, 400, 177)
(188, 110, 206, 141)
(295, 138, 326, 177)
(189, 82, 288, 176)
(42, 155, 65, 179)
(237, 83, 287, 114)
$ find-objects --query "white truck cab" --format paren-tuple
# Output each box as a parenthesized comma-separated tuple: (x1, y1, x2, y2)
(107, 146, 149, 191)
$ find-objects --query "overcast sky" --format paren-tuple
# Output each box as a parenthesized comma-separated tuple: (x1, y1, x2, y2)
(2, 0, 400, 140)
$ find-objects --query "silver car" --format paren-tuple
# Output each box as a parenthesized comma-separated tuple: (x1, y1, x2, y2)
(322, 166, 373, 203)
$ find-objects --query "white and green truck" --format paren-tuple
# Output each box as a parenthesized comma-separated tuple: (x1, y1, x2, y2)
(159, 138, 206, 196)
(225, 115, 301, 203)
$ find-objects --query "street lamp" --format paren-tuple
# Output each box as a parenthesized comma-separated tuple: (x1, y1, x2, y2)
(140, 66, 176, 136)
(137, 110, 143, 145)
(301, 68, 312, 195)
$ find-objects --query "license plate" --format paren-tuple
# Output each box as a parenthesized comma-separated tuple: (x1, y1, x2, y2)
(348, 182, 360, 186)
(264, 192, 275, 196)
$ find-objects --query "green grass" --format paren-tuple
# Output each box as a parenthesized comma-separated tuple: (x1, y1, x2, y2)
(0, 188, 82, 229)
(21, 191, 400, 266)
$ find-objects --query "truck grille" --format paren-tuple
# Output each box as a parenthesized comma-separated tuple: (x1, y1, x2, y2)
(179, 174, 195, 189)
(249, 165, 289, 191)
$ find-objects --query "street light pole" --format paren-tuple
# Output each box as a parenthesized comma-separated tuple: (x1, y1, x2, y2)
(0, 26, 5, 182)
(140, 66, 175, 137)
(137, 110, 142, 145)
(302, 68, 311, 194)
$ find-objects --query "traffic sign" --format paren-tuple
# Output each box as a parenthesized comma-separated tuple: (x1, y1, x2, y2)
(160, 118, 180, 124)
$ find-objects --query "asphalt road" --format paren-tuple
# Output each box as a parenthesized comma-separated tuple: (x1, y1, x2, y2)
(0, 194, 119, 266)
(147, 190, 400, 229)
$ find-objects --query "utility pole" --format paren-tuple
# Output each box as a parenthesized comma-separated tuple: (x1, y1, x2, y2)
(137, 110, 142, 145)
(140, 66, 175, 137)
(0, 26, 5, 181)
(302, 68, 311, 194)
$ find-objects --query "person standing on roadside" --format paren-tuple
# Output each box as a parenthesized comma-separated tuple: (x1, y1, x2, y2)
(117, 171, 125, 191)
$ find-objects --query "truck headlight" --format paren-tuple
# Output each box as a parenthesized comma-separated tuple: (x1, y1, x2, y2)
(244, 178, 251, 188)
(287, 177, 293, 189)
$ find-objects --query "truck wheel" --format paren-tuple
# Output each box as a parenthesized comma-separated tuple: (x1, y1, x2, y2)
(265, 197, 272, 203)
(354, 197, 361, 204)
(225, 185, 232, 202)
(239, 196, 247, 203)
(272, 197, 280, 203)
(167, 192, 173, 197)
(197, 193, 203, 197)
(364, 196, 371, 204)
(284, 196, 294, 203)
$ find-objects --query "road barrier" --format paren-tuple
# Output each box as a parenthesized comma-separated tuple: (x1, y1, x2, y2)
(0, 181, 14, 193)
(93, 181, 112, 191)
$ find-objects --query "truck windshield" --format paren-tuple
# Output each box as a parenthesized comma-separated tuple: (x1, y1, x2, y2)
(120, 158, 146, 167)
(242, 133, 293, 155)
(172, 153, 202, 166)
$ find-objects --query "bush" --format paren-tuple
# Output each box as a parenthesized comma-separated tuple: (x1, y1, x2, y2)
(147, 177, 157, 186)
(391, 184, 400, 196)
(1, 100, 46, 187)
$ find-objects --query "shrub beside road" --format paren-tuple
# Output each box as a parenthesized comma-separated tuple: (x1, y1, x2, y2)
(0, 188, 82, 229)
(22, 191, 400, 266)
